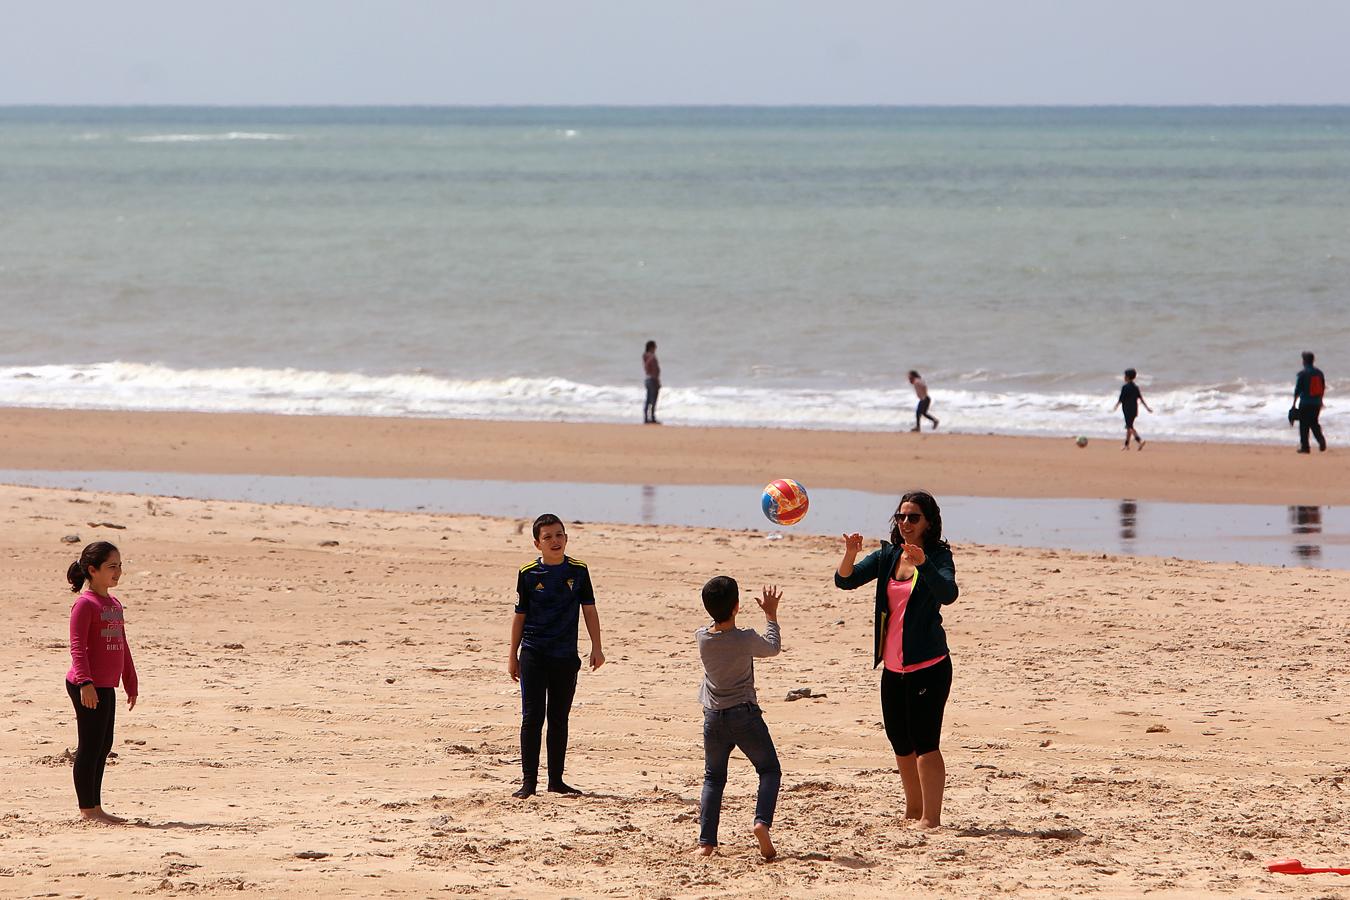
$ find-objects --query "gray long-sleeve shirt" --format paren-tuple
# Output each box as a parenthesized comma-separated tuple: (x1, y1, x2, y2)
(696, 620, 781, 710)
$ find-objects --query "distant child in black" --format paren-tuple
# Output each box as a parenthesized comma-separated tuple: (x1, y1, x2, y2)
(507, 514, 605, 798)
(1112, 368, 1152, 450)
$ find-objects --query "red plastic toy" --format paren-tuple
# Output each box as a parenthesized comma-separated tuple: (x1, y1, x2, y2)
(1267, 858, 1350, 876)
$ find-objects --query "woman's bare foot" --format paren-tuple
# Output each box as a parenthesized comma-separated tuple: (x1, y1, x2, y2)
(753, 822, 776, 860)
(691, 845, 716, 858)
(79, 808, 104, 822)
(916, 817, 941, 830)
(97, 809, 127, 824)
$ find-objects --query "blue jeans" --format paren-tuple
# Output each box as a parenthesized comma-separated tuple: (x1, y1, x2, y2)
(699, 703, 781, 846)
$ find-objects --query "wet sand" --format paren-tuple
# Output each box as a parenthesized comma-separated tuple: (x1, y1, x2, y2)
(0, 407, 1343, 504)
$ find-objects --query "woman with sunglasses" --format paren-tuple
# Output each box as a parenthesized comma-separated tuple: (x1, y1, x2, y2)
(835, 490, 958, 828)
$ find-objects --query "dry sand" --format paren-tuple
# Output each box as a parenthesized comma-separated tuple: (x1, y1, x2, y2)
(4, 471, 1350, 898)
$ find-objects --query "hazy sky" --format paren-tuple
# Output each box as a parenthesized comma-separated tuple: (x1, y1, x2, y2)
(5, 1, 1348, 106)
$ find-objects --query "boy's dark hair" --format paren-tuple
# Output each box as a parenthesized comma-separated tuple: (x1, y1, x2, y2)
(908, 370, 920, 380)
(645, 340, 657, 352)
(1124, 368, 1137, 380)
(532, 513, 565, 541)
(702, 575, 739, 623)
(1303, 351, 1315, 366)
(889, 490, 950, 553)
(68, 541, 118, 593)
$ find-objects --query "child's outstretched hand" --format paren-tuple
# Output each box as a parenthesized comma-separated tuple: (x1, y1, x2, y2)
(757, 585, 782, 621)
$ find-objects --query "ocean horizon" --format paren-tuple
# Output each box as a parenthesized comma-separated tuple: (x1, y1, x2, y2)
(2, 105, 1346, 442)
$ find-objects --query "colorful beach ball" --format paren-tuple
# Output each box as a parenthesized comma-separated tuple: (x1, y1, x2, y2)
(762, 479, 810, 526)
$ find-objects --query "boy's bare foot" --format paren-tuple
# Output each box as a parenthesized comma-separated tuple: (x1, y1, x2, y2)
(916, 818, 941, 830)
(753, 821, 776, 860)
(1137, 440, 1146, 451)
(546, 781, 582, 795)
(511, 782, 537, 799)
(692, 844, 716, 857)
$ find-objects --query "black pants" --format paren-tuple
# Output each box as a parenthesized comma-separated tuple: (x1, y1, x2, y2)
(644, 378, 660, 423)
(879, 657, 952, 757)
(518, 647, 580, 784)
(65, 680, 116, 809)
(1299, 403, 1326, 452)
(915, 397, 937, 429)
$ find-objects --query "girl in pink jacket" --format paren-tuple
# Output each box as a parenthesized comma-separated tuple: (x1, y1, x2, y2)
(65, 541, 138, 823)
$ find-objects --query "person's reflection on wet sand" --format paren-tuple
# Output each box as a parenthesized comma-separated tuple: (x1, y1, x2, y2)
(1118, 499, 1138, 544)
(641, 485, 657, 524)
(1289, 505, 1322, 562)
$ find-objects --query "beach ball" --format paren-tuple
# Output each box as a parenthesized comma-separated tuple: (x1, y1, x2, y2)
(762, 479, 810, 526)
(1075, 436, 1089, 448)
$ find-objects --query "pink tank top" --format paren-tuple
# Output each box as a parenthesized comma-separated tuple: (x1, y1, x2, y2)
(883, 571, 948, 674)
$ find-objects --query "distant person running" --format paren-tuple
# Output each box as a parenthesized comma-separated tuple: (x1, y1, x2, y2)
(65, 541, 138, 824)
(1112, 368, 1152, 451)
(507, 514, 604, 798)
(908, 371, 939, 432)
(643, 340, 661, 424)
(1294, 351, 1328, 454)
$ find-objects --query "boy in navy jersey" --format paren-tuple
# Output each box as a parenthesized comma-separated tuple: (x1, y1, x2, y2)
(508, 514, 604, 798)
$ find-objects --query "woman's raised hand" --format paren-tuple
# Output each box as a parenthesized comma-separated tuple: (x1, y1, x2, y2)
(901, 541, 926, 567)
(842, 533, 864, 556)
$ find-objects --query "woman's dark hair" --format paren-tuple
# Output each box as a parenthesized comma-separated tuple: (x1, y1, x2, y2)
(702, 575, 739, 623)
(889, 490, 949, 552)
(645, 340, 657, 352)
(67, 541, 119, 593)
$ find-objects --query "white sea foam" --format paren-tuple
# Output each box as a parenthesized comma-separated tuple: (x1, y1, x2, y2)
(127, 132, 296, 143)
(0, 363, 1304, 444)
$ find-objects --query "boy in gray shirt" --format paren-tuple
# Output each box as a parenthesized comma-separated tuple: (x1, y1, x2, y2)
(693, 576, 783, 859)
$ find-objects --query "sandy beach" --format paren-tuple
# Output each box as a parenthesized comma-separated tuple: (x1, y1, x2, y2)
(3, 408, 1349, 897)
(0, 408, 1345, 505)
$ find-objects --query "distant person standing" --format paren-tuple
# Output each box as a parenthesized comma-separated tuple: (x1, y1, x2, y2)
(1294, 351, 1327, 454)
(1112, 368, 1152, 451)
(907, 371, 939, 432)
(643, 340, 661, 425)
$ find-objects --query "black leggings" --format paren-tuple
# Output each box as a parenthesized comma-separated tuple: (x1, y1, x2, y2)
(65, 680, 117, 809)
(518, 647, 580, 785)
(879, 657, 952, 757)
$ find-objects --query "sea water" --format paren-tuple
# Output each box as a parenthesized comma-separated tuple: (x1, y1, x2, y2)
(2, 106, 1347, 442)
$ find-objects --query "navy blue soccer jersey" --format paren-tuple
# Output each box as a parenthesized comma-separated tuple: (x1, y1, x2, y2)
(515, 557, 595, 659)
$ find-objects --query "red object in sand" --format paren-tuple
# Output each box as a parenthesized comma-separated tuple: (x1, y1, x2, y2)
(1267, 858, 1350, 876)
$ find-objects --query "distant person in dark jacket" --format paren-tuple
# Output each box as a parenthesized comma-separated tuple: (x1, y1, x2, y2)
(643, 340, 661, 425)
(835, 490, 959, 829)
(1112, 368, 1153, 451)
(1294, 351, 1327, 454)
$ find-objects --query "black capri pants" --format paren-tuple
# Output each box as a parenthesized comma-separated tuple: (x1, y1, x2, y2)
(879, 656, 952, 757)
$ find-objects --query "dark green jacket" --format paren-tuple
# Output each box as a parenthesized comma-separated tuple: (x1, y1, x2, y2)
(833, 541, 958, 669)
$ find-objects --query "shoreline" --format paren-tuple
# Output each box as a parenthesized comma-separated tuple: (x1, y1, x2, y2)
(0, 407, 1342, 505)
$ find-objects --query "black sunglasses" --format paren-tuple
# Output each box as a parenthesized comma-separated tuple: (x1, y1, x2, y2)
(893, 512, 924, 524)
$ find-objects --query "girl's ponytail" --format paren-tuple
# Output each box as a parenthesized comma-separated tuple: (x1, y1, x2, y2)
(68, 541, 118, 593)
(67, 560, 87, 593)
